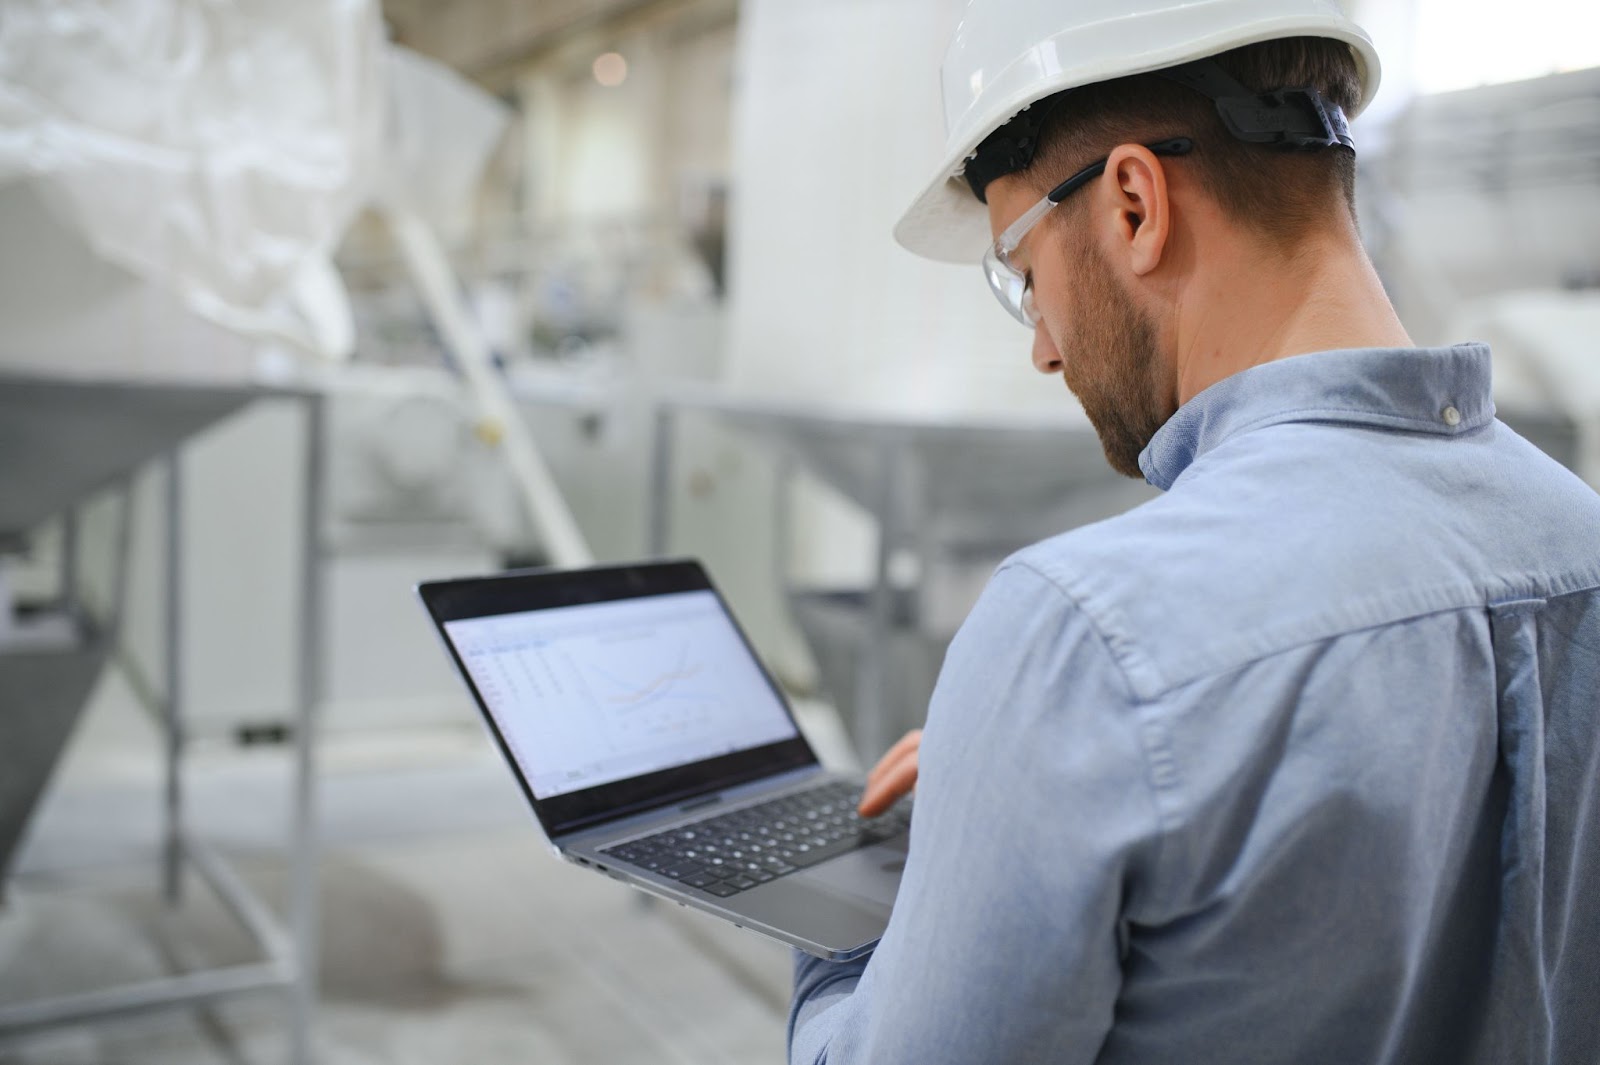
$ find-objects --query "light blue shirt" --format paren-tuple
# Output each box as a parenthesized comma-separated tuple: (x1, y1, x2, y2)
(789, 344, 1600, 1064)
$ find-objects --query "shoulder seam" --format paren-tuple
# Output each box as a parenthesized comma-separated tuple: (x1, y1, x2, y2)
(998, 556, 1186, 886)
(1000, 557, 1152, 701)
(1013, 553, 1600, 700)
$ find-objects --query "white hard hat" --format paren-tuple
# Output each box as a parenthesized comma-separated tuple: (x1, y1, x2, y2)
(895, 0, 1382, 263)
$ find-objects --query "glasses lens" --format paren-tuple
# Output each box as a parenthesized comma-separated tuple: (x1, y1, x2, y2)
(983, 243, 1034, 328)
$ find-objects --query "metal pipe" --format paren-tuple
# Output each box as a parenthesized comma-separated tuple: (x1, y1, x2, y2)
(161, 453, 185, 906)
(287, 392, 326, 1065)
(58, 508, 79, 627)
(0, 554, 11, 646)
(855, 441, 899, 762)
(387, 208, 594, 569)
(106, 481, 135, 640)
(772, 454, 795, 602)
(648, 403, 676, 557)
(186, 836, 293, 965)
(0, 964, 292, 1035)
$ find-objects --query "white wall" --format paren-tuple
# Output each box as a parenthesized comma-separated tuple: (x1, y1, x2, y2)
(723, 0, 1087, 422)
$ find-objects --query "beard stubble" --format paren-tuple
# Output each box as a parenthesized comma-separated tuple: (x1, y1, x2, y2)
(1058, 246, 1170, 478)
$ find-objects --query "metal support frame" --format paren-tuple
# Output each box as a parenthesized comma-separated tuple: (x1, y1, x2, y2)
(288, 392, 326, 1064)
(648, 403, 675, 558)
(854, 444, 898, 761)
(0, 391, 326, 1065)
(58, 510, 80, 626)
(162, 452, 186, 906)
(0, 834, 294, 1034)
(646, 398, 928, 763)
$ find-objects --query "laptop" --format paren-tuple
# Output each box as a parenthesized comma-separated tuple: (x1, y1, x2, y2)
(417, 558, 911, 960)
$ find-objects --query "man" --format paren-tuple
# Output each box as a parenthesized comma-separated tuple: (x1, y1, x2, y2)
(788, 1, 1600, 1062)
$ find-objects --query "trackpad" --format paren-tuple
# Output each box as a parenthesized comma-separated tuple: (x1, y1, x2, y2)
(800, 844, 906, 910)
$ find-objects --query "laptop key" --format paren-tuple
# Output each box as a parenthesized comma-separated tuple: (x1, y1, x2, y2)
(703, 880, 740, 898)
(683, 871, 721, 889)
(790, 837, 857, 869)
(662, 862, 706, 880)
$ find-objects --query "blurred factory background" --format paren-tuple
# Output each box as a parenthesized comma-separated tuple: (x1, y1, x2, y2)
(1, 0, 1597, 1062)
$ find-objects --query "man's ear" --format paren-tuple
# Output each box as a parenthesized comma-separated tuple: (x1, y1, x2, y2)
(1101, 143, 1172, 278)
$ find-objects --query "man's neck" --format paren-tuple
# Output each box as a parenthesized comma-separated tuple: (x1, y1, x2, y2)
(1170, 227, 1414, 406)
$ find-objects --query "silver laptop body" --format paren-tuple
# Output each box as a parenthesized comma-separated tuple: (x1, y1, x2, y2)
(417, 559, 909, 960)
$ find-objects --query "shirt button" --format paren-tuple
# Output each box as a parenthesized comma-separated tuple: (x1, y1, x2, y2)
(1442, 405, 1462, 427)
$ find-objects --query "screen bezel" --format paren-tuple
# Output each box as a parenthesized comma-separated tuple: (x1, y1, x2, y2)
(418, 559, 819, 837)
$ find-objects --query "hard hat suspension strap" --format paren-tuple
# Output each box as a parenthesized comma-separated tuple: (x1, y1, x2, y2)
(962, 98, 1063, 204)
(1156, 58, 1354, 152)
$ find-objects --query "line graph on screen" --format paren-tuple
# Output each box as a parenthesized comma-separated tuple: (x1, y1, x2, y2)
(592, 643, 707, 710)
(584, 641, 719, 744)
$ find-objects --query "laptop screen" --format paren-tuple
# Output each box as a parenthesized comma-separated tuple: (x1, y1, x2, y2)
(443, 589, 800, 799)
(421, 560, 818, 836)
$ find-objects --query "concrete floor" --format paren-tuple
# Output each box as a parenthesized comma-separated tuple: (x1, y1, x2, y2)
(0, 668, 861, 1064)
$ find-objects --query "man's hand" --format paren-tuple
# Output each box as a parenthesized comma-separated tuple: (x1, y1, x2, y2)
(858, 729, 921, 817)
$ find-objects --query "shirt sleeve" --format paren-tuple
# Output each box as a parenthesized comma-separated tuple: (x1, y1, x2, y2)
(787, 560, 1168, 1065)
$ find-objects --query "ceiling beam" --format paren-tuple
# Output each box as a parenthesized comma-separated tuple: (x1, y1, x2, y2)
(384, 0, 735, 92)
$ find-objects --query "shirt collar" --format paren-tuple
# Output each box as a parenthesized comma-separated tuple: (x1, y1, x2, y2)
(1139, 344, 1496, 491)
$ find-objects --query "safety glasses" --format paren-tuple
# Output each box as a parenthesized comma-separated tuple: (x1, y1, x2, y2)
(982, 137, 1193, 327)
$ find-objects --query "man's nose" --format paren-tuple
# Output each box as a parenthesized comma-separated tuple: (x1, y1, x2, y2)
(1032, 323, 1064, 375)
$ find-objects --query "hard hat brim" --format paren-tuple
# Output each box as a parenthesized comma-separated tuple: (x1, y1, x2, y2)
(894, 169, 999, 265)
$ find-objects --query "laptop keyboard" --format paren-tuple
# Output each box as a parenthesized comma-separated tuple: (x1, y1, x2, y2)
(598, 780, 912, 898)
